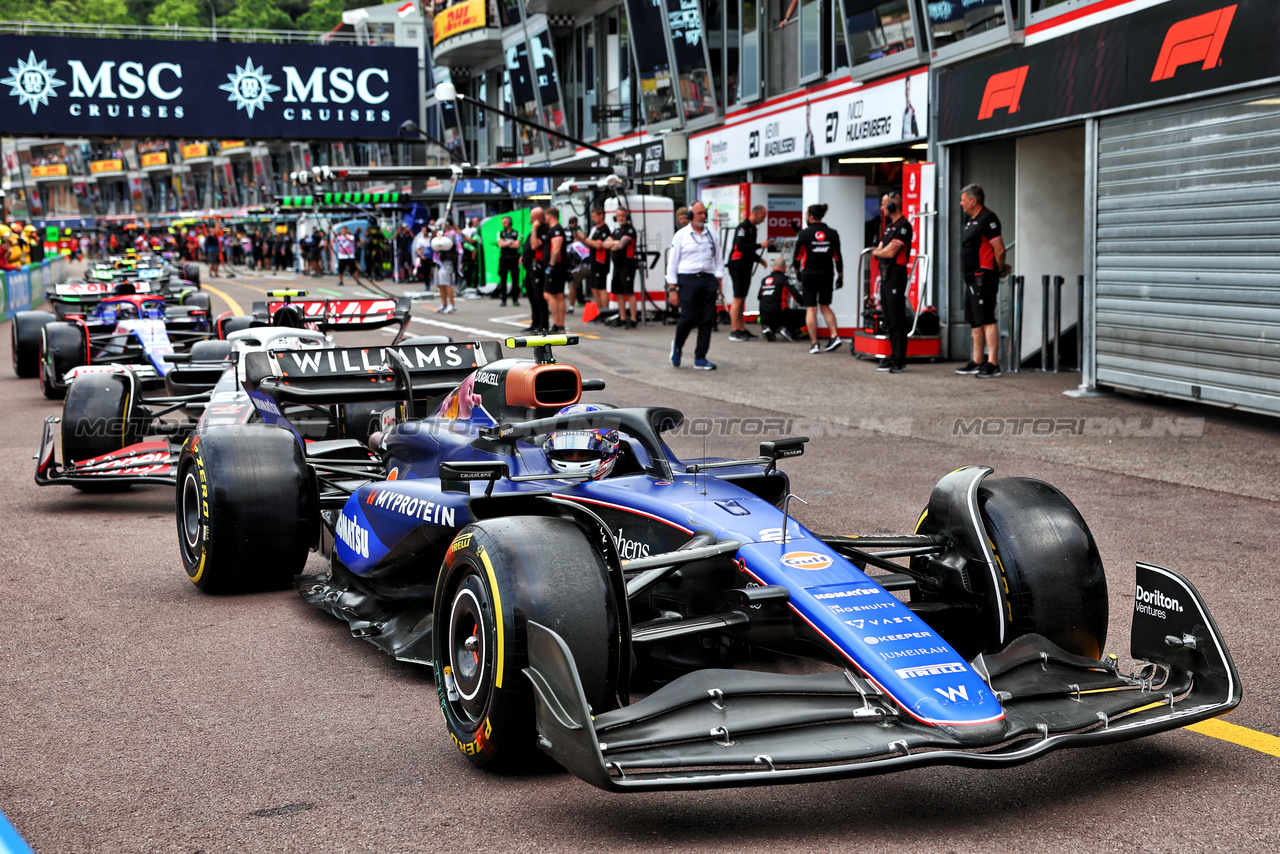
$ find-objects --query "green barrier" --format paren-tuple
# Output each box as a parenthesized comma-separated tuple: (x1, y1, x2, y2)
(480, 209, 532, 290)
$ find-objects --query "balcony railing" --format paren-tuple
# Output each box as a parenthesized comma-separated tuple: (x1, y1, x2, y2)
(0, 20, 385, 45)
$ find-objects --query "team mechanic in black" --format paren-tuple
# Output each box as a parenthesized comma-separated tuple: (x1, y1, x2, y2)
(495, 216, 522, 308)
(607, 207, 639, 329)
(521, 206, 550, 333)
(544, 206, 570, 333)
(581, 207, 613, 324)
(955, 183, 1009, 379)
(792, 203, 845, 354)
(870, 194, 913, 373)
(757, 256, 804, 341)
(726, 204, 770, 342)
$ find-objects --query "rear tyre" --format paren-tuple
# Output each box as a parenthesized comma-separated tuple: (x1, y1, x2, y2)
(176, 426, 315, 593)
(12, 310, 56, 378)
(218, 315, 254, 339)
(187, 340, 233, 362)
(183, 291, 212, 312)
(338, 401, 391, 444)
(433, 516, 616, 772)
(61, 372, 150, 494)
(40, 322, 87, 400)
(913, 477, 1108, 659)
(183, 263, 201, 285)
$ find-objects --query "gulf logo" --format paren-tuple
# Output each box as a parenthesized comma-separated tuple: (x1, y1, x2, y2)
(781, 550, 833, 571)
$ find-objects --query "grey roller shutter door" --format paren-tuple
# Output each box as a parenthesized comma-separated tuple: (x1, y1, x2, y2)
(1095, 85, 1280, 414)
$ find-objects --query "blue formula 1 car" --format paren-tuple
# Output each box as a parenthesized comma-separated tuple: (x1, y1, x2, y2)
(176, 335, 1240, 791)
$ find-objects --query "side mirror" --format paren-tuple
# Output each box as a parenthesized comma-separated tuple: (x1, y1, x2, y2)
(440, 461, 510, 495)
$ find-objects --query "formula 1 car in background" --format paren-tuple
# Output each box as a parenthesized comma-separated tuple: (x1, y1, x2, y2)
(177, 334, 1240, 791)
(35, 293, 433, 492)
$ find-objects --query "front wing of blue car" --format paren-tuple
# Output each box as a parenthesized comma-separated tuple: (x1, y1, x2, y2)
(525, 562, 1239, 791)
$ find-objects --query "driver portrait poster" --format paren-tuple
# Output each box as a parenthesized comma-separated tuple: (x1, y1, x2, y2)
(0, 35, 419, 140)
(691, 70, 926, 179)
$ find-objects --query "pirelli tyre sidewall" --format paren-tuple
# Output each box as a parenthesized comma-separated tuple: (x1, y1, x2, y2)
(40, 321, 86, 400)
(432, 516, 615, 772)
(177, 425, 315, 594)
(12, 310, 56, 378)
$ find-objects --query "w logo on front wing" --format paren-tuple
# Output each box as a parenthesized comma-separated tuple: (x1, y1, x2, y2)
(934, 685, 969, 702)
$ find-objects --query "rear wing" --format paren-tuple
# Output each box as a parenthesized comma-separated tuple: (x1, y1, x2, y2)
(251, 297, 413, 336)
(242, 340, 503, 439)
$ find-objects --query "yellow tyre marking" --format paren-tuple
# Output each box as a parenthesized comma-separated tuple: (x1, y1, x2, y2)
(478, 545, 504, 689)
(188, 449, 208, 584)
(199, 283, 244, 317)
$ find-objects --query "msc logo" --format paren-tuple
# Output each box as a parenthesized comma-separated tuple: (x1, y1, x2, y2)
(1150, 4, 1236, 82)
(2, 51, 65, 114)
(977, 66, 1028, 120)
(780, 550, 833, 571)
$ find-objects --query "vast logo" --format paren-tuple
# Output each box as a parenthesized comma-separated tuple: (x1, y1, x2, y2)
(2, 50, 65, 114)
(1150, 5, 1237, 82)
(219, 57, 280, 119)
(977, 65, 1029, 121)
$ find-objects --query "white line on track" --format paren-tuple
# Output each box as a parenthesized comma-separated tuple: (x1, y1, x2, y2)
(407, 315, 511, 338)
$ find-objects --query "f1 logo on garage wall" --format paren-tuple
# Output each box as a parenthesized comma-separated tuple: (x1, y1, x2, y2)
(977, 66, 1028, 120)
(1150, 4, 1236, 82)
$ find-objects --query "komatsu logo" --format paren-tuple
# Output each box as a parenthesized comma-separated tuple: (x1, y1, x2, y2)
(1135, 584, 1183, 619)
(336, 510, 370, 558)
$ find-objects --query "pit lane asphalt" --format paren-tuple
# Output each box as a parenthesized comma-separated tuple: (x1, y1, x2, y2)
(2, 269, 1277, 853)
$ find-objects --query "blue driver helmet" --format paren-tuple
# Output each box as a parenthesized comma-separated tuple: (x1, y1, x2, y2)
(546, 404, 621, 480)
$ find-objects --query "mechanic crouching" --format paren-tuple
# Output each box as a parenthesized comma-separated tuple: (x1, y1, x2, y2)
(757, 257, 804, 342)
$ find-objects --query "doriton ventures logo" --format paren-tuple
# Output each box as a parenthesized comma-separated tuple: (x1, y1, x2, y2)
(2, 50, 65, 114)
(219, 57, 280, 119)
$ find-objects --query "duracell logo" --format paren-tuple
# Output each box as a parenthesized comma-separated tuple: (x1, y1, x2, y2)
(977, 66, 1029, 121)
(1150, 4, 1236, 82)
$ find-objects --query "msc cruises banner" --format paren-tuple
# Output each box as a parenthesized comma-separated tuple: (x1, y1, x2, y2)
(0, 35, 419, 140)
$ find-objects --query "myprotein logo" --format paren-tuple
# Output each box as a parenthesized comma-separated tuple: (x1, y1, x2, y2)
(1150, 5, 1236, 82)
(977, 66, 1029, 120)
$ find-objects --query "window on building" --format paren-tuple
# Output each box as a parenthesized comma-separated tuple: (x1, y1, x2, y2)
(530, 30, 571, 156)
(577, 20, 598, 142)
(840, 0, 915, 66)
(665, 0, 717, 123)
(624, 0, 681, 128)
(926, 0, 1006, 51)
(740, 0, 760, 103)
(504, 42, 545, 159)
(800, 0, 822, 82)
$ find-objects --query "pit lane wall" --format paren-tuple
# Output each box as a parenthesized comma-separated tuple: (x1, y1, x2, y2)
(2, 256, 69, 321)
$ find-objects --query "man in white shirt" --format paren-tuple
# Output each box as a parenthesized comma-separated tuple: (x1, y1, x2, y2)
(666, 201, 724, 371)
(410, 225, 433, 289)
(333, 226, 363, 287)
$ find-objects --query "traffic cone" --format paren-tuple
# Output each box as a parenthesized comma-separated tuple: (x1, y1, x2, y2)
(581, 302, 599, 323)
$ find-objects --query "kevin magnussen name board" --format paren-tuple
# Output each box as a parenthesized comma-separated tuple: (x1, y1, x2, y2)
(0, 35, 419, 140)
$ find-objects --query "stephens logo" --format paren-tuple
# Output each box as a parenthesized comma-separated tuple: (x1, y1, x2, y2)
(977, 65, 1029, 120)
(2, 51, 65, 114)
(781, 551, 833, 571)
(1150, 5, 1236, 82)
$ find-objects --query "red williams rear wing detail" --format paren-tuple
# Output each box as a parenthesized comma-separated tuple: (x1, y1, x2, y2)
(257, 297, 414, 339)
(35, 418, 177, 487)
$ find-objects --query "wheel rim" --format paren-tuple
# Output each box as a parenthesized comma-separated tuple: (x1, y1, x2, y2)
(446, 573, 492, 726)
(180, 469, 202, 554)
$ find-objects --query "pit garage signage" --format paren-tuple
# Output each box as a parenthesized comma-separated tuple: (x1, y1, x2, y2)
(0, 35, 419, 140)
(691, 70, 927, 179)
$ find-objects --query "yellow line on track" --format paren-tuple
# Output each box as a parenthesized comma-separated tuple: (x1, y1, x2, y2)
(199, 284, 244, 317)
(1186, 718, 1280, 758)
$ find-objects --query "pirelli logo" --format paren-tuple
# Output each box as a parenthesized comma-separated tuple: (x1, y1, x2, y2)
(1150, 5, 1236, 82)
(977, 66, 1029, 120)
(895, 661, 967, 680)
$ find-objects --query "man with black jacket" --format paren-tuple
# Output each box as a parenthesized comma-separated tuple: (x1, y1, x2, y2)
(792, 204, 844, 354)
(726, 204, 769, 342)
(870, 195, 913, 372)
(495, 216, 521, 307)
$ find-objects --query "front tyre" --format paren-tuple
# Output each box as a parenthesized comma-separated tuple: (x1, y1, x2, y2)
(433, 516, 617, 772)
(40, 322, 86, 400)
(176, 425, 315, 593)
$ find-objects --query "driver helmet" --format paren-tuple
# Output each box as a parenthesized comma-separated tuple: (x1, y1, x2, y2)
(545, 404, 621, 480)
